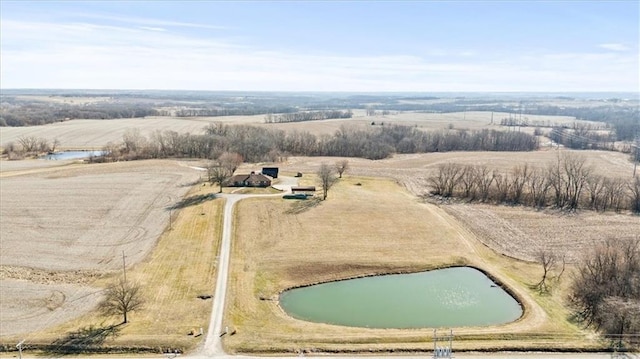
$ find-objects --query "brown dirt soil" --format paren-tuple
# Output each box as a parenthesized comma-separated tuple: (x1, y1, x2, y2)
(0, 159, 204, 338)
(0, 280, 102, 337)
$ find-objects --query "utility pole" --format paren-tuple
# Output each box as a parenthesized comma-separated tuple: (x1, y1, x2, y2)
(633, 134, 639, 177)
(122, 250, 127, 283)
(17, 339, 24, 359)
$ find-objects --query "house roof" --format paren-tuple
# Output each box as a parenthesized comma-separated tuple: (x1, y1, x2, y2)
(226, 173, 272, 184)
(247, 173, 271, 182)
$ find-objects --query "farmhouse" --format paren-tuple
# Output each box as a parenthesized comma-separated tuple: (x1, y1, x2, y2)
(226, 172, 272, 187)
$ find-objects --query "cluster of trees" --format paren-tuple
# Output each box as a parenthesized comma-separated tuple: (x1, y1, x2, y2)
(2, 135, 59, 159)
(570, 238, 640, 347)
(549, 127, 616, 150)
(99, 124, 540, 163)
(264, 110, 352, 123)
(428, 154, 640, 213)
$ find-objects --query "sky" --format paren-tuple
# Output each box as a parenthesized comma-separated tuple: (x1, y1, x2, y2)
(1, 1, 638, 92)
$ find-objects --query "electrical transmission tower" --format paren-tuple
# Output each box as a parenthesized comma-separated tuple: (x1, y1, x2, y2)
(433, 329, 453, 358)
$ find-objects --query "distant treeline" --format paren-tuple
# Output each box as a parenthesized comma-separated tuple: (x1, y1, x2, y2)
(0, 102, 159, 126)
(428, 155, 640, 213)
(0, 101, 300, 126)
(166, 106, 297, 117)
(264, 110, 352, 123)
(95, 123, 539, 163)
(366, 103, 639, 142)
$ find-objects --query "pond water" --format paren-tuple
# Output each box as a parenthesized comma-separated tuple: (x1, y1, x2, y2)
(42, 151, 106, 160)
(279, 267, 522, 328)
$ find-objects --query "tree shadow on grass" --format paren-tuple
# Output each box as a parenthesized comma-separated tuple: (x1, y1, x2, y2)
(47, 324, 121, 354)
(285, 197, 322, 215)
(167, 193, 218, 210)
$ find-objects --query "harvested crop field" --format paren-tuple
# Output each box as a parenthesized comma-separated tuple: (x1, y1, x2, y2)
(0, 159, 204, 337)
(277, 149, 638, 263)
(0, 115, 265, 150)
(0, 111, 599, 151)
(0, 280, 102, 337)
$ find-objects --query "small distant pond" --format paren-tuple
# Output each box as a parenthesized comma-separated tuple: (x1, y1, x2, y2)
(41, 151, 106, 160)
(279, 267, 522, 328)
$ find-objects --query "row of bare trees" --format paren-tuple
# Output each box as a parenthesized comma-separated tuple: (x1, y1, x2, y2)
(264, 110, 352, 123)
(428, 153, 640, 213)
(96, 123, 540, 164)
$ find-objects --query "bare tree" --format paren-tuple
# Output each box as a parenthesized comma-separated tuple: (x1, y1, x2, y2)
(428, 163, 464, 197)
(510, 164, 531, 204)
(51, 138, 60, 153)
(527, 168, 550, 208)
(534, 249, 558, 293)
(317, 162, 337, 200)
(335, 159, 350, 178)
(207, 161, 231, 193)
(585, 175, 606, 210)
(218, 152, 243, 174)
(100, 279, 144, 324)
(628, 177, 640, 213)
(493, 172, 512, 203)
(475, 166, 495, 202)
(459, 165, 478, 200)
(17, 135, 39, 153)
(563, 153, 591, 210)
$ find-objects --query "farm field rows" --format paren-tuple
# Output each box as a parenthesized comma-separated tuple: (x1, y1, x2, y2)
(0, 159, 205, 341)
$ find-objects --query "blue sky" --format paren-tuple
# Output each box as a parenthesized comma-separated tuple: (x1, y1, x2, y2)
(1, 1, 638, 92)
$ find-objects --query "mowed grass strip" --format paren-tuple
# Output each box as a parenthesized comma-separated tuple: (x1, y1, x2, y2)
(223, 175, 600, 353)
(34, 184, 223, 352)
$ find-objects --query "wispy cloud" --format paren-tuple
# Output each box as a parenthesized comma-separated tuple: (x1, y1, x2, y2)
(598, 43, 630, 52)
(1, 17, 638, 92)
(139, 26, 166, 32)
(66, 11, 228, 30)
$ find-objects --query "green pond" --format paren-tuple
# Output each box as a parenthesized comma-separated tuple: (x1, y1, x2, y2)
(279, 267, 522, 328)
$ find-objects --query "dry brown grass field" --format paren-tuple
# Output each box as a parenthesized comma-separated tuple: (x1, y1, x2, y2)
(0, 109, 637, 354)
(222, 175, 605, 353)
(277, 150, 639, 264)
